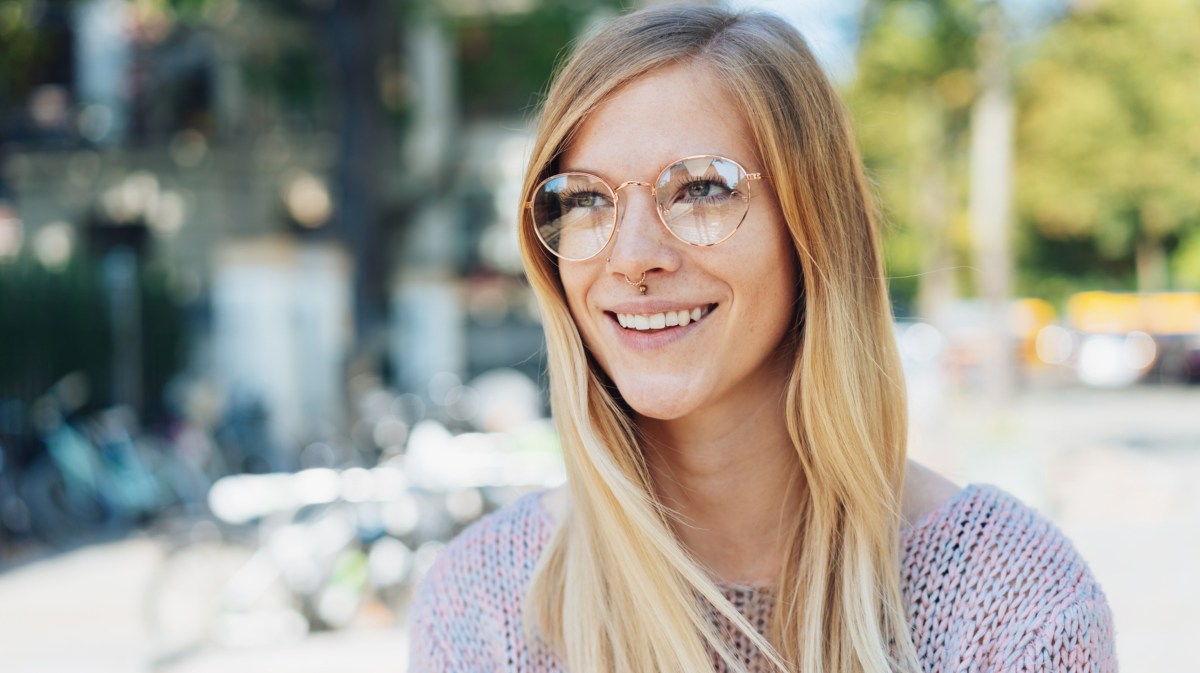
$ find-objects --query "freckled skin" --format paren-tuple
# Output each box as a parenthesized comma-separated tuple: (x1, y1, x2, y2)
(559, 61, 798, 426)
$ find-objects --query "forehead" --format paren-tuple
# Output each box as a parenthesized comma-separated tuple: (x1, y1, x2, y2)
(560, 61, 758, 179)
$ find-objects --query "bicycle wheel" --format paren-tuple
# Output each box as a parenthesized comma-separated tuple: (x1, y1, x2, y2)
(145, 537, 306, 662)
(19, 455, 109, 547)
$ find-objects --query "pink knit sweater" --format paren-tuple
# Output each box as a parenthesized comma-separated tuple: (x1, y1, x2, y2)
(408, 484, 1116, 672)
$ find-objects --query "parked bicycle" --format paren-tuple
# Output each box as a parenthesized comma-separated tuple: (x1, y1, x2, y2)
(143, 463, 486, 665)
(7, 377, 216, 548)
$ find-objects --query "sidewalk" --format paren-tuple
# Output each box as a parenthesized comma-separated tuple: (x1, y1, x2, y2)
(0, 536, 409, 673)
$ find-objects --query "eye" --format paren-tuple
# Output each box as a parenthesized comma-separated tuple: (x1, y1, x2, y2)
(679, 179, 732, 201)
(560, 190, 610, 210)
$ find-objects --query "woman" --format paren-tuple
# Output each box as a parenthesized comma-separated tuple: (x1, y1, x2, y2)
(409, 6, 1114, 672)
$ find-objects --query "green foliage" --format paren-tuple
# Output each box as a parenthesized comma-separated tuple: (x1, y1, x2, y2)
(0, 1, 56, 108)
(854, 0, 1200, 300)
(1016, 0, 1200, 286)
(451, 1, 629, 118)
(1013, 231, 1136, 306)
(856, 0, 982, 92)
(242, 42, 326, 113)
(1172, 230, 1200, 290)
(139, 261, 190, 421)
(0, 255, 188, 422)
(0, 256, 112, 406)
(849, 0, 988, 308)
(167, 0, 212, 18)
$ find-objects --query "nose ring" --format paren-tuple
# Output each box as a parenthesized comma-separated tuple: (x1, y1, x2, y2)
(624, 271, 648, 295)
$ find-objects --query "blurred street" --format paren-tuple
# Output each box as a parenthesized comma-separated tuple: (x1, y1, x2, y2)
(1, 386, 1197, 673)
(2, 2, 1198, 672)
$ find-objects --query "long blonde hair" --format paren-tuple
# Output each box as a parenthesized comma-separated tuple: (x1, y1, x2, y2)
(518, 7, 916, 673)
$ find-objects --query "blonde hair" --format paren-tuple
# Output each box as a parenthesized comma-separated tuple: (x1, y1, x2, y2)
(518, 7, 916, 673)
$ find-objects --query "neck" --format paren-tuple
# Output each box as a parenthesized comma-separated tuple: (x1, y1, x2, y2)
(636, 377, 804, 587)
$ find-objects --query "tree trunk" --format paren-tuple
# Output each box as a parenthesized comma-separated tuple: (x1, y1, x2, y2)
(1136, 235, 1168, 291)
(968, 4, 1016, 401)
(324, 0, 387, 339)
(913, 107, 957, 330)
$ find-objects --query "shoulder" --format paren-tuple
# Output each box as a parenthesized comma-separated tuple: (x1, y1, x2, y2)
(901, 459, 963, 531)
(902, 484, 1116, 671)
(411, 489, 556, 609)
(407, 489, 557, 670)
(540, 483, 569, 525)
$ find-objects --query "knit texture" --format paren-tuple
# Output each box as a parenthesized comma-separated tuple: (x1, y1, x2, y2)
(408, 484, 1116, 672)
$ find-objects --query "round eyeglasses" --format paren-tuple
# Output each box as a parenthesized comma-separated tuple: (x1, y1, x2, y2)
(526, 154, 767, 261)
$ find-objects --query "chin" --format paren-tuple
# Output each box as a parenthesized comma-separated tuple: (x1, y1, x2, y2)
(611, 376, 695, 421)
(625, 400, 685, 421)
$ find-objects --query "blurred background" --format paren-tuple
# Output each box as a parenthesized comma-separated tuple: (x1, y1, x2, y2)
(0, 0, 1196, 671)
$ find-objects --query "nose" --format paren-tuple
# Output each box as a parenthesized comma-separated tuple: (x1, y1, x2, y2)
(605, 182, 679, 281)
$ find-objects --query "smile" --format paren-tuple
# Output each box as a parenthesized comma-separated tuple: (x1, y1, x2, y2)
(613, 304, 716, 331)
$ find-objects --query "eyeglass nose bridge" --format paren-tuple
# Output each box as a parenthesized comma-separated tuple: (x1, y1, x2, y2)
(608, 180, 661, 245)
(614, 179, 653, 193)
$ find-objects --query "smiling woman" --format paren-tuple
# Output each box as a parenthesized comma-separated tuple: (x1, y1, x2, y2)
(407, 6, 1115, 673)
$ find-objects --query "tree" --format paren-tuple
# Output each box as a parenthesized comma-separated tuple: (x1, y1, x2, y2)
(1016, 0, 1200, 292)
(852, 0, 1033, 400)
(847, 0, 986, 320)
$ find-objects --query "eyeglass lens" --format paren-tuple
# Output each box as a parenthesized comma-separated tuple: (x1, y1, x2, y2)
(531, 156, 751, 260)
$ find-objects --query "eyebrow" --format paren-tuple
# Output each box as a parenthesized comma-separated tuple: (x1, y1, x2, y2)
(556, 155, 735, 182)
(555, 165, 605, 177)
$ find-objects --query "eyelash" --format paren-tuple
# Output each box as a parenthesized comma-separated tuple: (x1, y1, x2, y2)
(670, 178, 733, 198)
(557, 187, 610, 203)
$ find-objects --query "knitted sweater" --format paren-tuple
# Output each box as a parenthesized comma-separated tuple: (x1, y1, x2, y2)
(408, 484, 1116, 672)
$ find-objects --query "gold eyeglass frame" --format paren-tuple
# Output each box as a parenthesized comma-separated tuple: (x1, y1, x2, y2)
(525, 154, 767, 261)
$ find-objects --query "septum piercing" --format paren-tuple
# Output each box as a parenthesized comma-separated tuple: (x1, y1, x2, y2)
(624, 271, 648, 295)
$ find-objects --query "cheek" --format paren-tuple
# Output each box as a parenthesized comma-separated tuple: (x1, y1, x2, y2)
(739, 224, 799, 336)
(559, 266, 599, 342)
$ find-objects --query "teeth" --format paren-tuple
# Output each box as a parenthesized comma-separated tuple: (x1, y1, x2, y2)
(615, 305, 712, 331)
